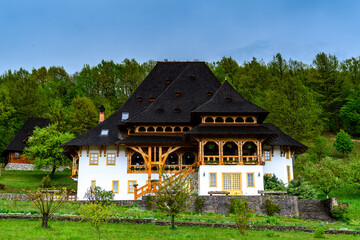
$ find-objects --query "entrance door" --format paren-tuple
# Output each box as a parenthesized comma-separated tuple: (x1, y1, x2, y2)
(223, 173, 242, 195)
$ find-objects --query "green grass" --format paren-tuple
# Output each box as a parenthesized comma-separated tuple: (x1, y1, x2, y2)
(0, 219, 359, 240)
(0, 168, 76, 193)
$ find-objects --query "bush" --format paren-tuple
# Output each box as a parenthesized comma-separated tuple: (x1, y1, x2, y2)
(314, 227, 325, 238)
(194, 196, 205, 214)
(232, 197, 253, 235)
(265, 199, 281, 216)
(331, 205, 350, 222)
(40, 175, 51, 188)
(287, 177, 318, 200)
(265, 216, 282, 225)
(0, 183, 5, 190)
(264, 174, 285, 191)
(146, 195, 155, 210)
(84, 187, 114, 206)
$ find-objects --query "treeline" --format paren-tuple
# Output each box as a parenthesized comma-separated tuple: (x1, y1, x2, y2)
(1, 53, 360, 155)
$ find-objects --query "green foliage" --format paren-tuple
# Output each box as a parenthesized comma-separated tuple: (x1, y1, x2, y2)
(340, 89, 360, 136)
(0, 183, 5, 190)
(194, 196, 205, 214)
(310, 136, 330, 161)
(40, 175, 52, 188)
(155, 173, 193, 230)
(346, 153, 360, 190)
(286, 177, 318, 200)
(264, 174, 286, 191)
(79, 203, 114, 240)
(84, 186, 114, 206)
(23, 124, 74, 178)
(232, 197, 253, 235)
(331, 205, 350, 222)
(314, 227, 326, 238)
(334, 130, 354, 155)
(265, 199, 281, 216)
(145, 195, 154, 210)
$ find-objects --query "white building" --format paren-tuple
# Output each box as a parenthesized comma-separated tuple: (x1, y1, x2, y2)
(63, 62, 306, 201)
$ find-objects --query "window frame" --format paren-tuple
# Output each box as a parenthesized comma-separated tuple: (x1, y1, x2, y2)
(287, 165, 291, 183)
(246, 172, 255, 187)
(112, 180, 119, 194)
(89, 153, 99, 165)
(91, 180, 96, 188)
(264, 173, 273, 178)
(127, 180, 137, 194)
(264, 149, 271, 161)
(106, 153, 116, 166)
(209, 172, 217, 187)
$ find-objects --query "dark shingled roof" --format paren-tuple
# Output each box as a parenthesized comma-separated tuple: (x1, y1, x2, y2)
(124, 62, 221, 124)
(118, 135, 185, 144)
(63, 62, 198, 146)
(2, 117, 51, 154)
(186, 125, 278, 136)
(192, 81, 269, 123)
(263, 123, 307, 153)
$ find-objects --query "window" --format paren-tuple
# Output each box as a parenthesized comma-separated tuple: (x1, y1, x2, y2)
(14, 152, 20, 159)
(264, 173, 272, 178)
(121, 112, 129, 120)
(100, 129, 109, 136)
(89, 153, 99, 165)
(128, 180, 137, 193)
(107, 153, 116, 165)
(91, 180, 96, 189)
(264, 150, 271, 161)
(209, 173, 217, 187)
(287, 165, 291, 183)
(185, 180, 191, 193)
(247, 173, 255, 187)
(112, 181, 119, 194)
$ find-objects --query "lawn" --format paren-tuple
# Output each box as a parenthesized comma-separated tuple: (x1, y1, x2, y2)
(0, 219, 359, 240)
(0, 168, 76, 193)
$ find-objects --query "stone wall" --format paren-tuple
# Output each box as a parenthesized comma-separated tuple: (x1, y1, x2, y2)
(0, 193, 29, 201)
(4, 163, 67, 171)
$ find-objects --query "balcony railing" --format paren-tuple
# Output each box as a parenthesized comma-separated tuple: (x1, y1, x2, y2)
(202, 155, 261, 165)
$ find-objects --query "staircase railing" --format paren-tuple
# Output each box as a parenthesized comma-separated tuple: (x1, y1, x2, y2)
(134, 162, 198, 200)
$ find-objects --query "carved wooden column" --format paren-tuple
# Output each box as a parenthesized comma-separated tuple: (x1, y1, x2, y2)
(219, 140, 224, 165)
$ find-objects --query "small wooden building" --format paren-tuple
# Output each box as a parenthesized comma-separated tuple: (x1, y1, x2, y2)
(63, 62, 307, 200)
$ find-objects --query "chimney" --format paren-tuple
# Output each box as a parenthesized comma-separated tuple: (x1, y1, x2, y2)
(99, 105, 105, 123)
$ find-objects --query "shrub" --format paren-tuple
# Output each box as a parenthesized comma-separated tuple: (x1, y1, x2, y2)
(331, 205, 350, 222)
(0, 183, 5, 190)
(265, 199, 281, 216)
(40, 175, 51, 188)
(264, 174, 285, 191)
(232, 197, 253, 235)
(314, 227, 325, 238)
(84, 186, 114, 206)
(146, 195, 155, 210)
(287, 176, 318, 200)
(265, 216, 282, 225)
(194, 196, 205, 214)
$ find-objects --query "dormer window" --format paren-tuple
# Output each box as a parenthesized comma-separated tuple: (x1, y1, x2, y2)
(121, 112, 129, 121)
(224, 98, 232, 102)
(14, 152, 20, 159)
(100, 129, 109, 136)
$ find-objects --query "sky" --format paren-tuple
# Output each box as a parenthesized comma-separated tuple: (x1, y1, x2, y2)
(1, 0, 360, 74)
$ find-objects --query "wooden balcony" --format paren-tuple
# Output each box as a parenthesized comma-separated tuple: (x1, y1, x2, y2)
(202, 155, 261, 165)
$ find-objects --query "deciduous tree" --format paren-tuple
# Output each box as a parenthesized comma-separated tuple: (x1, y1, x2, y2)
(334, 130, 354, 155)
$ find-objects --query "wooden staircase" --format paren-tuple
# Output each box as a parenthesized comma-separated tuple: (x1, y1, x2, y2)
(134, 162, 198, 200)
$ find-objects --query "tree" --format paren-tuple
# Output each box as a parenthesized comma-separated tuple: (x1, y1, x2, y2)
(310, 136, 330, 161)
(302, 157, 343, 198)
(23, 124, 74, 179)
(232, 197, 253, 235)
(28, 188, 68, 228)
(155, 174, 193, 230)
(0, 86, 16, 154)
(68, 96, 98, 136)
(340, 89, 360, 136)
(334, 130, 354, 155)
(345, 153, 360, 190)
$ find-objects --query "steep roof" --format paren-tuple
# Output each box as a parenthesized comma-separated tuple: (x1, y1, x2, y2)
(192, 80, 269, 123)
(2, 117, 51, 154)
(263, 123, 307, 153)
(124, 62, 221, 124)
(186, 125, 277, 136)
(63, 62, 205, 146)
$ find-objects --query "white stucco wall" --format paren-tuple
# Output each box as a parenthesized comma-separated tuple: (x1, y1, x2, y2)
(262, 146, 294, 185)
(77, 145, 158, 200)
(198, 165, 264, 196)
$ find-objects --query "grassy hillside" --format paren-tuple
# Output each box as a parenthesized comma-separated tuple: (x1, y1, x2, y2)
(0, 168, 76, 193)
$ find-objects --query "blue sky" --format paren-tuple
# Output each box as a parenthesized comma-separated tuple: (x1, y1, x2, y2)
(1, 0, 360, 74)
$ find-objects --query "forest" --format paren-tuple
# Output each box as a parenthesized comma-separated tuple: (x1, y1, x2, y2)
(1, 52, 360, 160)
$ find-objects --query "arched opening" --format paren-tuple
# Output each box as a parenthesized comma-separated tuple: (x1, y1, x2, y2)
(183, 127, 190, 132)
(129, 129, 135, 134)
(205, 117, 214, 123)
(204, 141, 219, 156)
(174, 92, 181, 97)
(138, 127, 146, 132)
(224, 98, 232, 102)
(156, 109, 164, 113)
(189, 76, 195, 80)
(147, 127, 155, 132)
(174, 127, 181, 132)
(165, 80, 172, 84)
(242, 142, 257, 156)
(182, 152, 195, 165)
(207, 92, 213, 96)
(137, 97, 143, 102)
(223, 141, 238, 156)
(235, 117, 244, 123)
(165, 152, 179, 165)
(245, 117, 254, 123)
(165, 127, 172, 132)
(174, 108, 182, 113)
(215, 117, 224, 123)
(225, 117, 234, 123)
(131, 153, 144, 165)
(156, 127, 164, 132)
(149, 97, 156, 102)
